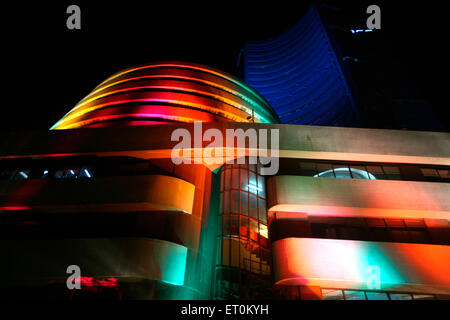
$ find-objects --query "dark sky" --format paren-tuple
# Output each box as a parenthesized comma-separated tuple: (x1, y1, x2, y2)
(1, 1, 448, 131)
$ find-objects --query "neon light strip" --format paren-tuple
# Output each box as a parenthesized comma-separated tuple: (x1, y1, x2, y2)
(52, 98, 250, 129)
(95, 62, 268, 106)
(55, 113, 210, 130)
(0, 206, 32, 211)
(62, 85, 267, 124)
(79, 75, 272, 122)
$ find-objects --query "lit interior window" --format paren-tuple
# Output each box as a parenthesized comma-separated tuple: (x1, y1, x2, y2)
(259, 224, 268, 238)
(80, 168, 92, 178)
(13, 169, 31, 180)
(314, 167, 376, 179)
(63, 169, 79, 178)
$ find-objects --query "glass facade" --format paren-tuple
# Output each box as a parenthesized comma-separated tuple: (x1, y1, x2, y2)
(215, 163, 272, 299)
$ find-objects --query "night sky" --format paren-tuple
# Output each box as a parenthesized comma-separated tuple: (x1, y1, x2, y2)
(2, 1, 448, 131)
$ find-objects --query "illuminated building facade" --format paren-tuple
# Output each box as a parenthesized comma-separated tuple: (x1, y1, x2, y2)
(241, 5, 446, 131)
(241, 6, 359, 127)
(0, 25, 449, 300)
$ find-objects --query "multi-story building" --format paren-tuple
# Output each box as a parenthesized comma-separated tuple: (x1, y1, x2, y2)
(0, 60, 449, 300)
(241, 5, 447, 131)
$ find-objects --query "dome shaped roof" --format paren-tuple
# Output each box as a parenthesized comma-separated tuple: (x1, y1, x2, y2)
(51, 61, 279, 129)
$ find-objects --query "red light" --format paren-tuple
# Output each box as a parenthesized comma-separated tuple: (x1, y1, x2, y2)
(77, 276, 118, 288)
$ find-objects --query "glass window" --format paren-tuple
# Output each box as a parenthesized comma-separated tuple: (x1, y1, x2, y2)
(386, 219, 405, 228)
(344, 290, 366, 300)
(231, 168, 239, 189)
(371, 228, 389, 241)
(337, 226, 361, 240)
(322, 289, 344, 300)
(240, 216, 249, 238)
(260, 248, 271, 266)
(261, 264, 271, 275)
(366, 166, 384, 179)
(240, 168, 248, 191)
(216, 239, 222, 265)
(437, 169, 450, 179)
(389, 293, 413, 300)
(219, 193, 223, 215)
(240, 192, 248, 216)
(42, 169, 50, 178)
(231, 191, 239, 214)
(223, 190, 230, 214)
(326, 226, 338, 239)
(257, 175, 265, 198)
(409, 230, 429, 243)
(404, 219, 426, 228)
(249, 194, 258, 220)
(217, 211, 222, 234)
(366, 291, 389, 300)
(258, 199, 267, 224)
(78, 167, 93, 178)
(240, 240, 251, 271)
(248, 171, 258, 194)
(54, 169, 65, 179)
(389, 230, 410, 242)
(316, 163, 333, 173)
(383, 166, 401, 180)
(259, 233, 269, 248)
(224, 169, 230, 190)
(259, 224, 268, 239)
(12, 169, 31, 180)
(420, 168, 439, 177)
(251, 246, 261, 271)
(63, 169, 80, 178)
(350, 166, 370, 179)
(333, 167, 351, 179)
(299, 162, 317, 176)
(413, 294, 435, 300)
(221, 238, 230, 265)
(366, 218, 386, 228)
(230, 239, 240, 267)
(222, 215, 230, 236)
(249, 220, 258, 242)
(230, 215, 239, 235)
(314, 163, 334, 178)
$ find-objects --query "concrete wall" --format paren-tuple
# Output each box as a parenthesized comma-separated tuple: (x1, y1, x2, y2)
(267, 175, 450, 220)
(1, 123, 449, 166)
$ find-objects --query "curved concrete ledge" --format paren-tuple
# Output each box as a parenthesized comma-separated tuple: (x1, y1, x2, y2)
(272, 237, 450, 294)
(0, 237, 188, 287)
(267, 175, 450, 220)
(0, 174, 195, 214)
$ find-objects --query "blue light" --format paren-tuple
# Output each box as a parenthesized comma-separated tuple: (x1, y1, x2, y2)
(19, 171, 28, 179)
(248, 184, 262, 193)
(83, 169, 92, 178)
(351, 29, 374, 34)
